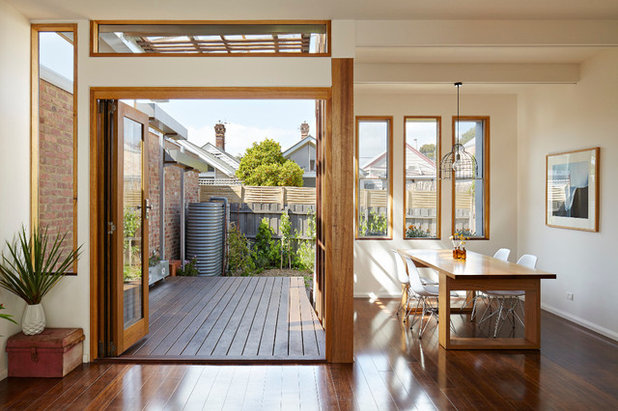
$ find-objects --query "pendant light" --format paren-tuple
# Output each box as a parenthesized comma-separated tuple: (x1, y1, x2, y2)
(439, 82, 478, 180)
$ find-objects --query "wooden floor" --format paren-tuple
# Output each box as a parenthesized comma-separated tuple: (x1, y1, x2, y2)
(120, 276, 325, 361)
(1, 298, 617, 410)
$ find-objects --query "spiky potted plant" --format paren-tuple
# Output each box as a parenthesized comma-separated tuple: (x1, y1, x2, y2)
(0, 226, 81, 335)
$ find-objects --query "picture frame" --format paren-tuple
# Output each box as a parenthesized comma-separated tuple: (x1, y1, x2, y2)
(546, 147, 599, 232)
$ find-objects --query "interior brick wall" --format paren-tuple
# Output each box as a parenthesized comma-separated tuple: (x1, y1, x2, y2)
(38, 79, 74, 260)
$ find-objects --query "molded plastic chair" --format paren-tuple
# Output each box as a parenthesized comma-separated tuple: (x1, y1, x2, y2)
(470, 248, 511, 321)
(405, 257, 440, 338)
(392, 250, 411, 321)
(483, 254, 538, 337)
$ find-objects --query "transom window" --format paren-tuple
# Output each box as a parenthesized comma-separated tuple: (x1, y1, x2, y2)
(91, 21, 330, 56)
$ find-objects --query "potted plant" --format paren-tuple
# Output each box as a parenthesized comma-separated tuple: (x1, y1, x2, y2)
(0, 226, 81, 335)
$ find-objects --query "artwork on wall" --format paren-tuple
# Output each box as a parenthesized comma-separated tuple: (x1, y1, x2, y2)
(546, 147, 599, 232)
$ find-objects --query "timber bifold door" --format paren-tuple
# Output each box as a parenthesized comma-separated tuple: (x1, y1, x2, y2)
(97, 100, 150, 356)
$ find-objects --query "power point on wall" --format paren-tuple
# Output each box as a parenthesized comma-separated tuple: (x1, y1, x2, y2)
(566, 292, 574, 301)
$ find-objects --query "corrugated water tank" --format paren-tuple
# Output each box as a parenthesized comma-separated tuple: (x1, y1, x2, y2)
(186, 202, 225, 276)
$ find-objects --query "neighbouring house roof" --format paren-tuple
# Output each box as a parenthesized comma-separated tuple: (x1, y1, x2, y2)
(362, 143, 436, 178)
(200, 142, 241, 170)
(282, 136, 316, 158)
(136, 102, 188, 140)
(40, 65, 73, 94)
(176, 139, 239, 176)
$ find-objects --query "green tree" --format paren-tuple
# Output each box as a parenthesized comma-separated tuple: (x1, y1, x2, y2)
(236, 139, 304, 186)
(459, 128, 475, 145)
(419, 143, 436, 160)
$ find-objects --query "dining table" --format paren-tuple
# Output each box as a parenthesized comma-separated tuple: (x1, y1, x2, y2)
(397, 249, 557, 350)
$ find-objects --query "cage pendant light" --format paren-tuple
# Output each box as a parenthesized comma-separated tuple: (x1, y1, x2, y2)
(439, 82, 478, 180)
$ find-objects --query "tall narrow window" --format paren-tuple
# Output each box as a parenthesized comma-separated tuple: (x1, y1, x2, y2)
(452, 116, 489, 239)
(32, 25, 78, 272)
(404, 117, 440, 239)
(356, 117, 393, 239)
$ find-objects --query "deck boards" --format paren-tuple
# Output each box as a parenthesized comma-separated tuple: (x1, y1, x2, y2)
(119, 276, 325, 361)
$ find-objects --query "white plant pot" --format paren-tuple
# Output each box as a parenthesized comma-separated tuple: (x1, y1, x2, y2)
(22, 303, 46, 335)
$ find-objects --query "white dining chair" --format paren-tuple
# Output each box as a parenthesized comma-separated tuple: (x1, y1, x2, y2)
(392, 249, 411, 321)
(405, 256, 440, 338)
(484, 254, 537, 337)
(470, 248, 511, 321)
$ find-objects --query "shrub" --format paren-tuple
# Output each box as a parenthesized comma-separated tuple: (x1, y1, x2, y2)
(358, 210, 388, 236)
(405, 224, 431, 238)
(227, 223, 256, 276)
(177, 257, 199, 276)
(252, 218, 280, 269)
(295, 211, 315, 272)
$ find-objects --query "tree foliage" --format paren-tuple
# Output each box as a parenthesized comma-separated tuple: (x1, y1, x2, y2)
(236, 139, 304, 186)
(419, 143, 436, 160)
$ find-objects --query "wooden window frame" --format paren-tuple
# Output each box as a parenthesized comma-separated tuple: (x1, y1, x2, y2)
(90, 20, 331, 57)
(451, 116, 490, 240)
(403, 116, 441, 240)
(355, 116, 394, 240)
(31, 24, 79, 274)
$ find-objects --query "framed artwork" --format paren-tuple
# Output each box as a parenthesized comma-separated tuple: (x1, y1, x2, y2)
(546, 147, 599, 232)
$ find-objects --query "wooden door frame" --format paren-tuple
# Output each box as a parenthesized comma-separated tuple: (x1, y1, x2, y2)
(89, 81, 354, 363)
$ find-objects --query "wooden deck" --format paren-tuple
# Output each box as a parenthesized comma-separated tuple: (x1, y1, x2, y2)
(120, 276, 325, 362)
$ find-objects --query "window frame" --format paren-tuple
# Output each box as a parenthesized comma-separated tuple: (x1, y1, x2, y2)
(90, 20, 331, 57)
(31, 24, 79, 274)
(403, 116, 441, 240)
(451, 115, 490, 240)
(355, 116, 394, 240)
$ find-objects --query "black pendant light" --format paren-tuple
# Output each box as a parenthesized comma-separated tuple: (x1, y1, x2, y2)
(439, 82, 478, 180)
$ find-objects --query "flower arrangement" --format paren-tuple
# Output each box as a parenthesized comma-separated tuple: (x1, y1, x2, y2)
(449, 232, 469, 259)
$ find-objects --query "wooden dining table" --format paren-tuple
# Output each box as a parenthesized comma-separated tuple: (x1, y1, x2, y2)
(397, 249, 556, 350)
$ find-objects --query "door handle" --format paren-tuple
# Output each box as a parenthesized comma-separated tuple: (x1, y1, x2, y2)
(144, 199, 152, 219)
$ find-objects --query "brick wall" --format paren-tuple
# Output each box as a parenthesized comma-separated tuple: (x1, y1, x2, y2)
(38, 79, 74, 260)
(147, 131, 161, 257)
(156, 141, 200, 261)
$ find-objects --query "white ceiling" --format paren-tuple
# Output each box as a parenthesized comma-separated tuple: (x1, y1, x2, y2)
(356, 46, 610, 64)
(8, 0, 618, 20)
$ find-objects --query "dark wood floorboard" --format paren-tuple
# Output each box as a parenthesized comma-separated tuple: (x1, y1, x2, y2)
(1, 298, 617, 410)
(119, 276, 325, 361)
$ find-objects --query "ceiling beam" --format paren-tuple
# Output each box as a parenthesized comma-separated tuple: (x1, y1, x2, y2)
(355, 63, 580, 84)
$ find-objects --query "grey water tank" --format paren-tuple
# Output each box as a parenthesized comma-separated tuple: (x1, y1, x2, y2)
(186, 202, 225, 276)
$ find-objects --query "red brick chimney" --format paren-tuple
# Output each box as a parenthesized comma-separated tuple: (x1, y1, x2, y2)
(214, 123, 226, 151)
(300, 122, 310, 140)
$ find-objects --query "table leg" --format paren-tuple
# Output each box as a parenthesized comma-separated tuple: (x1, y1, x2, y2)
(524, 279, 541, 348)
(439, 272, 450, 348)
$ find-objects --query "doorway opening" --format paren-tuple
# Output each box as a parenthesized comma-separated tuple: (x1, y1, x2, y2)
(91, 90, 330, 362)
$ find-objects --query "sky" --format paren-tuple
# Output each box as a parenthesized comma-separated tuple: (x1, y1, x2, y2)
(39, 32, 73, 79)
(155, 99, 317, 157)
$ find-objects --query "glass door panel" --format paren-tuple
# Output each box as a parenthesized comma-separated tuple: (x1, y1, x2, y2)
(122, 117, 144, 328)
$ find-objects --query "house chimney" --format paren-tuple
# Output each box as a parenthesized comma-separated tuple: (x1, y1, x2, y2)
(300, 122, 310, 140)
(214, 122, 226, 151)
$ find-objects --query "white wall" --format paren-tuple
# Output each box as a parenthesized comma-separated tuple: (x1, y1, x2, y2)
(0, 0, 31, 380)
(354, 91, 519, 297)
(517, 49, 618, 340)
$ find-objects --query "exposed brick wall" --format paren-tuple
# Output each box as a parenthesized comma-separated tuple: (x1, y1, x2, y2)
(158, 141, 200, 261)
(147, 131, 161, 257)
(38, 79, 74, 259)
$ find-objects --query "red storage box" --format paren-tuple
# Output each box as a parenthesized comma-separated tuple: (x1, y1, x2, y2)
(6, 328, 84, 378)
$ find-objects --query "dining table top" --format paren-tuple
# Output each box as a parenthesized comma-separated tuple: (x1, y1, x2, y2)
(397, 249, 557, 280)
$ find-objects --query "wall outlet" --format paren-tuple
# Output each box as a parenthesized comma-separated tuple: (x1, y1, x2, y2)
(566, 292, 574, 301)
